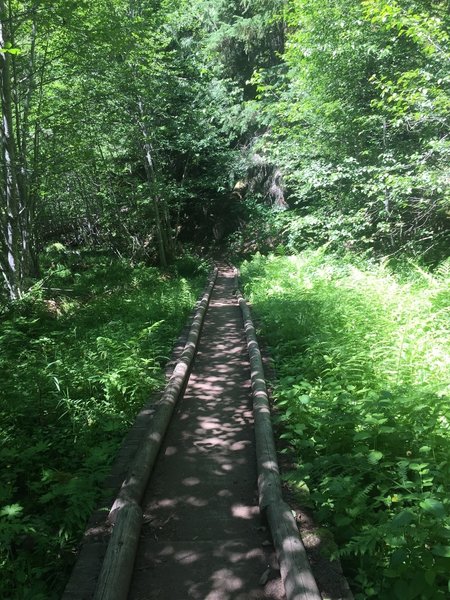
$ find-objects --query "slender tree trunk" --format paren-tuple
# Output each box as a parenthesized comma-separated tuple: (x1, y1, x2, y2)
(143, 146, 167, 268)
(160, 194, 174, 260)
(136, 98, 167, 267)
(128, 0, 169, 267)
(0, 0, 22, 299)
(0, 0, 39, 297)
(17, 14, 38, 276)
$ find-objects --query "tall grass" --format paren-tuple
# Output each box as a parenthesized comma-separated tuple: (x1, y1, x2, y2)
(0, 251, 206, 599)
(241, 250, 450, 600)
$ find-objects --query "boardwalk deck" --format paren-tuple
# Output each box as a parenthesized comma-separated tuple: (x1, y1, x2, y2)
(128, 268, 285, 599)
(63, 267, 352, 600)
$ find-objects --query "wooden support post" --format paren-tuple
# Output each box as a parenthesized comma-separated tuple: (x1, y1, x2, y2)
(266, 501, 321, 600)
(94, 502, 142, 600)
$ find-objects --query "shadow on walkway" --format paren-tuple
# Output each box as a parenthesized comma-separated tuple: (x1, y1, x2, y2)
(129, 269, 285, 600)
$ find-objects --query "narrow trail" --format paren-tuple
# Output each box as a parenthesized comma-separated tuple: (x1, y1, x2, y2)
(128, 268, 285, 599)
(64, 267, 350, 600)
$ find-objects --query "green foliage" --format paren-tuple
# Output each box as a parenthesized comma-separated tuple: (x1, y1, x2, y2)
(241, 252, 450, 598)
(172, 249, 211, 277)
(226, 197, 377, 258)
(2, 0, 450, 592)
(0, 44, 21, 54)
(0, 255, 203, 598)
(249, 0, 450, 259)
(226, 197, 286, 258)
(0, 0, 244, 282)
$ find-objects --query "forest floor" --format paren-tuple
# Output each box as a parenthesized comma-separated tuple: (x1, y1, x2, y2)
(64, 266, 352, 599)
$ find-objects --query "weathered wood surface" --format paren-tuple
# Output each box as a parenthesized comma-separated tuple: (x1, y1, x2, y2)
(94, 502, 142, 600)
(267, 501, 322, 600)
(237, 279, 322, 600)
(64, 267, 328, 600)
(92, 268, 218, 600)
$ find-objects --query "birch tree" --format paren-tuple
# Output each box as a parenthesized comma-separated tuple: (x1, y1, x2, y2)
(1, 0, 23, 299)
(0, 0, 42, 299)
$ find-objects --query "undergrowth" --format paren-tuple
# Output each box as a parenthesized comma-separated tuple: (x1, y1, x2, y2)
(0, 247, 206, 599)
(241, 250, 450, 600)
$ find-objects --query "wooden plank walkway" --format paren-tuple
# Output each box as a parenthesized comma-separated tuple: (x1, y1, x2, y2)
(63, 266, 352, 600)
(128, 268, 285, 599)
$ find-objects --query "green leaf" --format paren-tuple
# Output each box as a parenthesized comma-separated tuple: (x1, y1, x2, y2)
(420, 499, 446, 518)
(390, 548, 408, 568)
(424, 570, 436, 586)
(0, 46, 22, 55)
(408, 462, 428, 471)
(368, 450, 383, 464)
(391, 510, 415, 528)
(431, 545, 450, 558)
(0, 503, 23, 518)
(394, 579, 413, 600)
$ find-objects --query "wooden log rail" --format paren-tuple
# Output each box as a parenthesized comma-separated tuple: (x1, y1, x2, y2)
(93, 268, 218, 600)
(236, 269, 322, 600)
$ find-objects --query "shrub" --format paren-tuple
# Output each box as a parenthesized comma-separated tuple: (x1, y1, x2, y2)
(0, 257, 203, 599)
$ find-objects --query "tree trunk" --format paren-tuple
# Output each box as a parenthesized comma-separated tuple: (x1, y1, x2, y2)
(137, 97, 167, 267)
(128, 0, 172, 267)
(17, 13, 39, 277)
(0, 0, 22, 299)
(0, 0, 39, 297)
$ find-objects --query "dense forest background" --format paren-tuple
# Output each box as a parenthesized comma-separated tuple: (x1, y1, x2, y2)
(1, 0, 449, 598)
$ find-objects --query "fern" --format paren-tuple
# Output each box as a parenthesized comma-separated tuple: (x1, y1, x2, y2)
(434, 258, 450, 280)
(241, 251, 450, 598)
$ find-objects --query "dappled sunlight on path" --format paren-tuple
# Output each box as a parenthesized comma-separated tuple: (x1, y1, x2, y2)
(128, 269, 285, 600)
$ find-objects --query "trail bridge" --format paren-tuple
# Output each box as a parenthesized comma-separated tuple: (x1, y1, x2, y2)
(63, 267, 352, 600)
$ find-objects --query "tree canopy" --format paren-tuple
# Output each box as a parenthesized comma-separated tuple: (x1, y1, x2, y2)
(1, 0, 448, 300)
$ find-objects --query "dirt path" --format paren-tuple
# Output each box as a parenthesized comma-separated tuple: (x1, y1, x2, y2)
(128, 268, 285, 599)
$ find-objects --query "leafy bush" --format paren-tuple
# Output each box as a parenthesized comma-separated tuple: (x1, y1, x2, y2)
(0, 256, 203, 599)
(172, 249, 211, 277)
(241, 251, 450, 599)
(226, 196, 287, 258)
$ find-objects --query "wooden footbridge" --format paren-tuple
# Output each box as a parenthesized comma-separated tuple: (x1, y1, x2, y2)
(62, 267, 352, 600)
